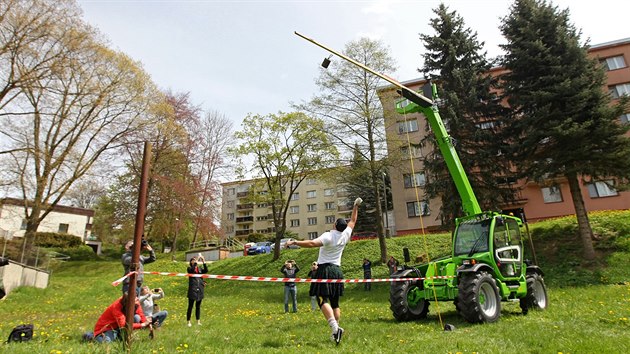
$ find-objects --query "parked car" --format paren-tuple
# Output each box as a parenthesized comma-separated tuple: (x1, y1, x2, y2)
(351, 231, 378, 241)
(247, 242, 272, 255)
(278, 238, 300, 249)
(243, 242, 257, 256)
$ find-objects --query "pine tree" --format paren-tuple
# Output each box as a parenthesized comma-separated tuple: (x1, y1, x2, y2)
(419, 4, 515, 227)
(499, 0, 630, 260)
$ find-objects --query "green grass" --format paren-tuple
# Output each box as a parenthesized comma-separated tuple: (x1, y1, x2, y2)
(0, 211, 629, 353)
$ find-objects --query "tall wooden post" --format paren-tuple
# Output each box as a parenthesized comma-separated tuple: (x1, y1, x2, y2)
(125, 142, 151, 349)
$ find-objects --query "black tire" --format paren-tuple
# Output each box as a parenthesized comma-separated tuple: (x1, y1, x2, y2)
(520, 273, 548, 315)
(390, 278, 429, 321)
(456, 271, 501, 323)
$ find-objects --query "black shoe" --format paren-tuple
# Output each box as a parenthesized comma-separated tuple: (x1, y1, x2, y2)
(333, 327, 344, 345)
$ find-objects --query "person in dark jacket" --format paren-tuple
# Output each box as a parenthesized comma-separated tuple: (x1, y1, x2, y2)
(121, 239, 156, 294)
(186, 255, 208, 327)
(280, 260, 300, 313)
(362, 258, 372, 291)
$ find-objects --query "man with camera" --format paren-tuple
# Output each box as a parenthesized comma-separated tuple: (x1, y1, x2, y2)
(121, 238, 156, 295)
(280, 259, 300, 313)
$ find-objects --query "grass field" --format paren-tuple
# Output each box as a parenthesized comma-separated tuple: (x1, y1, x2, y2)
(0, 211, 628, 353)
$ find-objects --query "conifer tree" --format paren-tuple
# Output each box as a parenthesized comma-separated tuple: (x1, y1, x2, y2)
(419, 4, 514, 227)
(499, 0, 630, 260)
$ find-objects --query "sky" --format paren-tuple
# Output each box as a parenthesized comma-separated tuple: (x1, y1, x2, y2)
(77, 0, 630, 128)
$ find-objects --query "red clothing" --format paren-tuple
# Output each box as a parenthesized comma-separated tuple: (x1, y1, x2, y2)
(94, 297, 147, 337)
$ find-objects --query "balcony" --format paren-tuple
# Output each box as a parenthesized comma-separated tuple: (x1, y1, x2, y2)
(237, 191, 249, 198)
(235, 229, 252, 236)
(237, 203, 254, 210)
(236, 216, 254, 223)
(337, 205, 352, 212)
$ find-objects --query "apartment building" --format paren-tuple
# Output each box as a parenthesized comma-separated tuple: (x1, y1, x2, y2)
(221, 177, 353, 243)
(0, 197, 95, 240)
(377, 37, 630, 235)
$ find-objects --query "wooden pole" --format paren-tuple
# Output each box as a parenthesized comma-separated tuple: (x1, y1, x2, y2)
(125, 141, 152, 350)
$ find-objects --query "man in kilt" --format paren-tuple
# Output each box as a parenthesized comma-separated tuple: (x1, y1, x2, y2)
(286, 197, 362, 345)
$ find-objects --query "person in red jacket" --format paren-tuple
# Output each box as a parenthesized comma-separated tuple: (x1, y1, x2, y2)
(94, 292, 151, 343)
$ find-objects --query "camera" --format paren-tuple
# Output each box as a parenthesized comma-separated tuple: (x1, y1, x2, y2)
(153, 288, 160, 293)
(141, 239, 148, 247)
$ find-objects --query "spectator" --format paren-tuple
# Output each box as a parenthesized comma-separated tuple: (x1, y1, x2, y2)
(136, 286, 168, 328)
(362, 258, 372, 291)
(387, 256, 399, 275)
(307, 262, 318, 311)
(186, 255, 208, 327)
(93, 293, 151, 343)
(280, 260, 300, 313)
(0, 256, 8, 299)
(121, 238, 156, 295)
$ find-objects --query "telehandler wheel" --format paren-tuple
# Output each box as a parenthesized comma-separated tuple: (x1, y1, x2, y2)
(390, 279, 429, 321)
(456, 271, 501, 323)
(520, 273, 548, 315)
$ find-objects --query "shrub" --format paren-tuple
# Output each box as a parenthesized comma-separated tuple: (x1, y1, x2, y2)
(35, 232, 83, 248)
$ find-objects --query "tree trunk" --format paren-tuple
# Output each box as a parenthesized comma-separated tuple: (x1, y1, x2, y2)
(372, 175, 388, 264)
(566, 172, 596, 261)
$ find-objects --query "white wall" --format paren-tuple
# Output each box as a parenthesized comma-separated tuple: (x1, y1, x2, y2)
(0, 203, 92, 240)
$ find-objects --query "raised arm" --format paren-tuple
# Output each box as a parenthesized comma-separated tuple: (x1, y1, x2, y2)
(347, 197, 362, 230)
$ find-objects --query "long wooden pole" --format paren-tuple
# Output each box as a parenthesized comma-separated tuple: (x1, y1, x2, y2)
(125, 141, 152, 349)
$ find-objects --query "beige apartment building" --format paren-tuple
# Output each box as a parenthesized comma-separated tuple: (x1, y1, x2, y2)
(221, 177, 354, 243)
(377, 37, 630, 235)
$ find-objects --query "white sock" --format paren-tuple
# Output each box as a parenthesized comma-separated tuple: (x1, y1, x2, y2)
(327, 317, 339, 334)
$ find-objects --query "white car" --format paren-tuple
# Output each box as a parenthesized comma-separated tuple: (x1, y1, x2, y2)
(279, 238, 300, 249)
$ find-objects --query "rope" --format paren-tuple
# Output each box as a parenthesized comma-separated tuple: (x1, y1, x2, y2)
(111, 271, 455, 287)
(400, 90, 445, 329)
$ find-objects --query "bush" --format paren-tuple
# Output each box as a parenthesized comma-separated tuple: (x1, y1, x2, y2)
(48, 245, 99, 261)
(35, 232, 83, 248)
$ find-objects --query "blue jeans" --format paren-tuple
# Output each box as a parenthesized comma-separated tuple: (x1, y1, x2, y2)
(135, 311, 168, 327)
(95, 329, 120, 343)
(284, 286, 297, 313)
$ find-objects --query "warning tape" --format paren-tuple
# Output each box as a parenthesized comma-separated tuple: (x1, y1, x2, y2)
(112, 271, 455, 287)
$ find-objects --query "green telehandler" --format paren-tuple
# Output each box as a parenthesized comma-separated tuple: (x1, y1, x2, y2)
(295, 31, 548, 324)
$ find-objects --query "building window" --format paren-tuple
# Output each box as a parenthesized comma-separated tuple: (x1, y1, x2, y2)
(541, 186, 562, 203)
(325, 202, 335, 210)
(20, 219, 27, 230)
(291, 193, 300, 200)
(400, 143, 422, 159)
(58, 223, 69, 233)
(620, 113, 630, 124)
(227, 213, 234, 220)
(403, 172, 426, 188)
(290, 219, 300, 227)
(257, 203, 268, 208)
(609, 83, 630, 98)
(290, 206, 299, 214)
(227, 201, 234, 208)
(307, 190, 316, 198)
(602, 55, 627, 71)
(256, 216, 268, 221)
(307, 204, 317, 212)
(398, 119, 418, 134)
(587, 180, 618, 198)
(324, 188, 335, 196)
(306, 178, 317, 185)
(227, 188, 235, 195)
(308, 232, 319, 239)
(325, 215, 335, 224)
(226, 226, 234, 233)
(407, 201, 430, 217)
(308, 217, 317, 225)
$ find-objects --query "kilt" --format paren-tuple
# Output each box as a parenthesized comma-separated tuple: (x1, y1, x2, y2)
(309, 263, 344, 298)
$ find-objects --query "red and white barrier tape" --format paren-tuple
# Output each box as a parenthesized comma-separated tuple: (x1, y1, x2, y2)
(112, 271, 455, 287)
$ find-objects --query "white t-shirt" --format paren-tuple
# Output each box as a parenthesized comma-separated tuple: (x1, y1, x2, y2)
(316, 226, 353, 266)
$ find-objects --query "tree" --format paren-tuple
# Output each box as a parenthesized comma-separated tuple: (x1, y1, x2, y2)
(231, 112, 338, 261)
(0, 0, 157, 258)
(419, 4, 515, 227)
(188, 110, 233, 246)
(298, 38, 395, 263)
(499, 0, 630, 261)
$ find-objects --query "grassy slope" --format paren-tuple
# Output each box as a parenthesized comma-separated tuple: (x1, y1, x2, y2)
(0, 211, 628, 353)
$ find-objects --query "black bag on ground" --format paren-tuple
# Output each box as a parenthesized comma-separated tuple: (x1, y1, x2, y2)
(7, 324, 34, 343)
